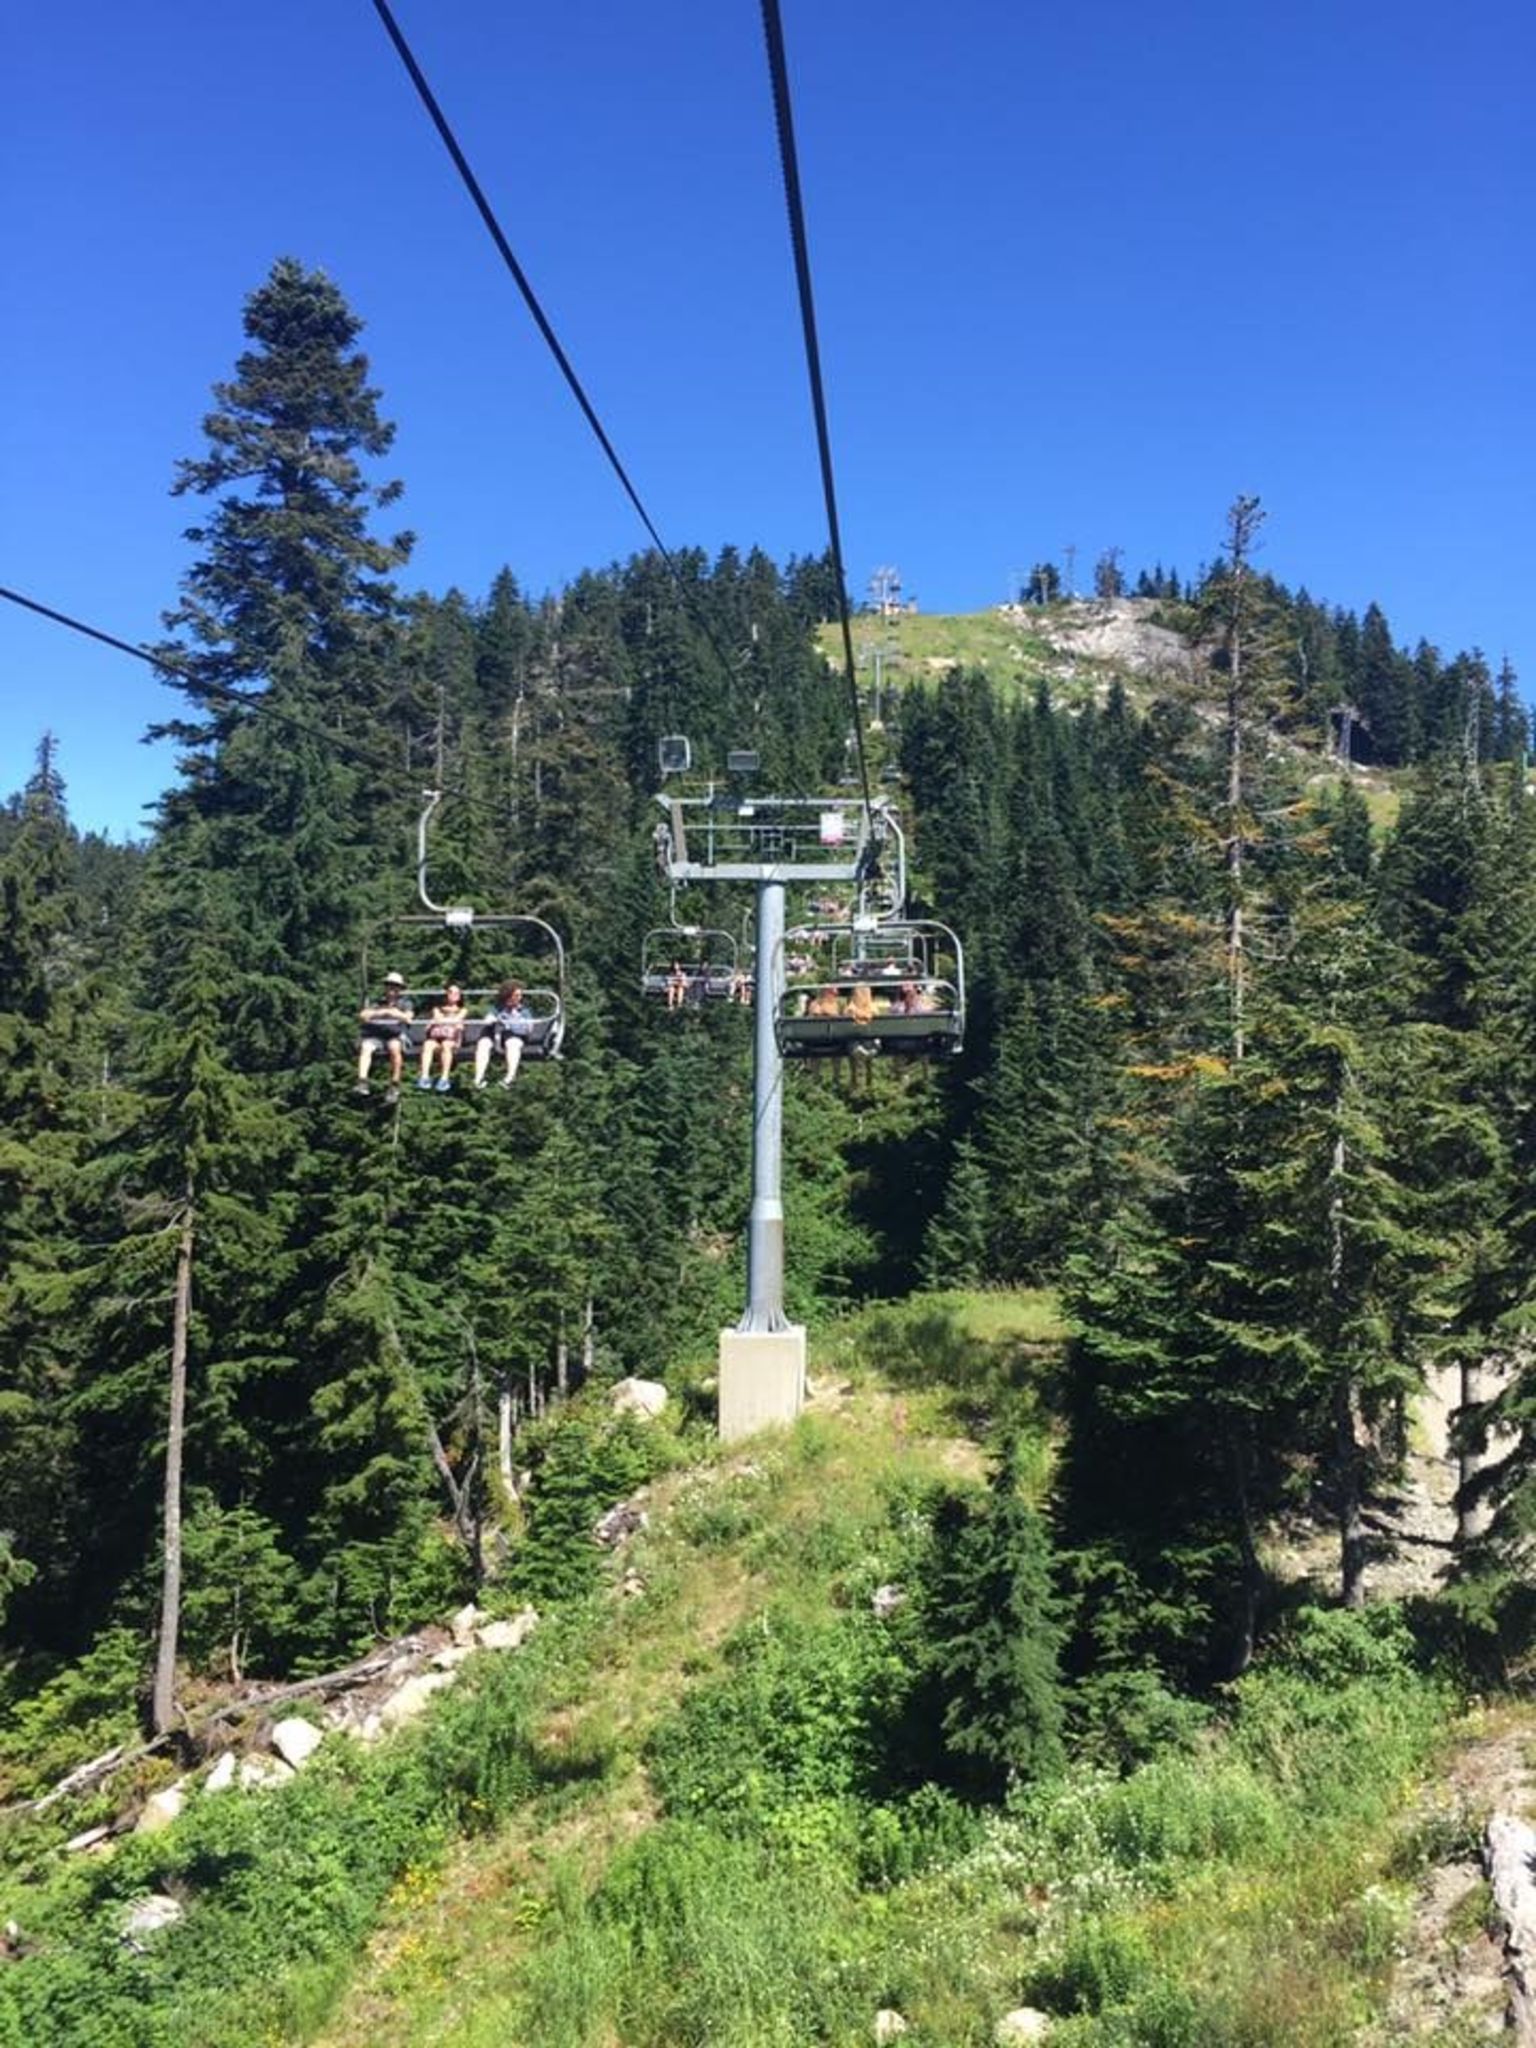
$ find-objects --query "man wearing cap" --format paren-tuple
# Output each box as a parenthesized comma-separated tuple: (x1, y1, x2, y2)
(355, 973, 414, 1102)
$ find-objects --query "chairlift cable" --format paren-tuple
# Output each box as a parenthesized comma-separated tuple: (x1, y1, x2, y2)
(757, 0, 875, 823)
(0, 581, 386, 779)
(367, 0, 750, 700)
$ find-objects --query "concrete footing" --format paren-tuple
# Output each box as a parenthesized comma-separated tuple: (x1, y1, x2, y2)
(718, 1325, 806, 1442)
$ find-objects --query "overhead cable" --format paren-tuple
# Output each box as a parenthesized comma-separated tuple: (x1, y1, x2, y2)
(758, 0, 875, 821)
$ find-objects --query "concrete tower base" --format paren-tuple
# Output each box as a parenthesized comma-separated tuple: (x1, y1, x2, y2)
(717, 1326, 807, 1442)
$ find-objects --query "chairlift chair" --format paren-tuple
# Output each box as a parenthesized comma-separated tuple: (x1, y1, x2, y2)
(776, 916, 965, 1060)
(361, 909, 568, 1065)
(640, 924, 746, 1005)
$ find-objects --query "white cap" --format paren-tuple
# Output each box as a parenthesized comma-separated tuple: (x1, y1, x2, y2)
(385, 971, 406, 985)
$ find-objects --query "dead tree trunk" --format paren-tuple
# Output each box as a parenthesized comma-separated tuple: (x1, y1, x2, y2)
(151, 1195, 195, 1737)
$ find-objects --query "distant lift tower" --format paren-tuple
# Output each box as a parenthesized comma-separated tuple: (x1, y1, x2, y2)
(653, 767, 901, 1439)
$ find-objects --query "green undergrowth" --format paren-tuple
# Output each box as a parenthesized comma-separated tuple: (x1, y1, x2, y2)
(0, 1297, 1470, 2047)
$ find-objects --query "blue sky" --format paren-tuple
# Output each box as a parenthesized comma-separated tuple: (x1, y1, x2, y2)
(3, 0, 1530, 837)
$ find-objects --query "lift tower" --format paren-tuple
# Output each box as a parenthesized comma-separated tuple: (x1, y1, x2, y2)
(653, 773, 899, 1439)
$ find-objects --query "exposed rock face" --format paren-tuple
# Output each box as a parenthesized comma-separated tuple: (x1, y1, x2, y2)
(609, 1377, 668, 1419)
(270, 1717, 324, 1770)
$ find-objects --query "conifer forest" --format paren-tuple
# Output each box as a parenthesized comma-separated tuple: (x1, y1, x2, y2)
(5, 260, 1536, 2046)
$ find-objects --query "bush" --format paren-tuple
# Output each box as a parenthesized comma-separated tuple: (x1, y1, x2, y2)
(648, 1609, 915, 1823)
(508, 1411, 671, 1605)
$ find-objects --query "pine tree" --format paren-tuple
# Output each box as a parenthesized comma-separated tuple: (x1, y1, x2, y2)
(924, 1433, 1065, 1799)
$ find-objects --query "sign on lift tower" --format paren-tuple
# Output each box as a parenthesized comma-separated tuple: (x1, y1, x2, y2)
(653, 769, 901, 1440)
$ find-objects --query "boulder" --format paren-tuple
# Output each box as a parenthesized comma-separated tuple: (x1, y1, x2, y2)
(476, 1607, 539, 1652)
(134, 1784, 187, 1834)
(238, 1754, 296, 1792)
(995, 2011, 1052, 2045)
(449, 1602, 484, 1647)
(378, 1670, 457, 1729)
(870, 1583, 906, 1619)
(121, 1894, 183, 1947)
(619, 1567, 646, 1598)
(270, 1717, 324, 1771)
(594, 1498, 649, 1547)
(610, 1377, 668, 1420)
(432, 1644, 474, 1671)
(202, 1753, 238, 1795)
(874, 2012, 910, 2042)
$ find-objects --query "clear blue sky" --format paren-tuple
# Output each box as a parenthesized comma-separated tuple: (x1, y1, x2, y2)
(3, 0, 1530, 837)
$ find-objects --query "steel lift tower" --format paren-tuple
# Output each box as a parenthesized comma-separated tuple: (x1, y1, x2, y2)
(653, 770, 900, 1439)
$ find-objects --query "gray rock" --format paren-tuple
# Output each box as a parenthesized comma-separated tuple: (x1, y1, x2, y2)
(134, 1784, 187, 1833)
(120, 1894, 182, 1947)
(202, 1752, 238, 1795)
(270, 1717, 324, 1771)
(238, 1754, 296, 1791)
(449, 1602, 484, 1647)
(432, 1644, 474, 1670)
(475, 1607, 539, 1652)
(995, 2011, 1052, 2045)
(874, 2012, 910, 2042)
(378, 1670, 456, 1728)
(609, 1377, 668, 1419)
(594, 1498, 649, 1547)
(871, 1583, 907, 1619)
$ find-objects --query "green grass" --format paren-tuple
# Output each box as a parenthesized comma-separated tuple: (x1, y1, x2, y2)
(816, 609, 1099, 706)
(0, 1303, 1484, 2048)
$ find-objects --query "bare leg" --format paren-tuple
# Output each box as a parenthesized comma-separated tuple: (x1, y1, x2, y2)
(503, 1039, 523, 1087)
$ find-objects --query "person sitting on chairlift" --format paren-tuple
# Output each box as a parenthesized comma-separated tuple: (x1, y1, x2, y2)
(418, 983, 467, 1092)
(474, 980, 533, 1089)
(847, 982, 878, 1027)
(901, 981, 938, 1015)
(806, 985, 843, 1019)
(355, 972, 413, 1102)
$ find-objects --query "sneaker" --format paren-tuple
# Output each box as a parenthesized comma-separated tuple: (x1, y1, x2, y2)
(499, 1075, 516, 1089)
(417, 1076, 433, 1090)
(383, 1085, 400, 1105)
(353, 1080, 370, 1096)
(435, 1076, 451, 1092)
(474, 1078, 488, 1090)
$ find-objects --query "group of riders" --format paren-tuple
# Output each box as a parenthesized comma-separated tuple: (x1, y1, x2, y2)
(354, 974, 533, 1102)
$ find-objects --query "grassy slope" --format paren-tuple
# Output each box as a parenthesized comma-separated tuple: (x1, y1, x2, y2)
(817, 609, 1100, 708)
(306, 1292, 1477, 2048)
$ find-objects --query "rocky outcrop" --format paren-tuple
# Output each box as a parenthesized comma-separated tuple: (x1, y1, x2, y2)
(609, 1377, 668, 1419)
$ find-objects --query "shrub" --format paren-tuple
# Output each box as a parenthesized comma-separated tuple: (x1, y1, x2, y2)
(508, 1412, 670, 1604)
(648, 1609, 914, 1822)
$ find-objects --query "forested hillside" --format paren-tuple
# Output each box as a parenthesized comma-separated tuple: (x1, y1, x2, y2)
(4, 258, 1536, 2044)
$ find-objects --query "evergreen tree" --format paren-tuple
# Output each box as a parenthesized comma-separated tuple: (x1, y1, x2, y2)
(924, 1433, 1065, 1799)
